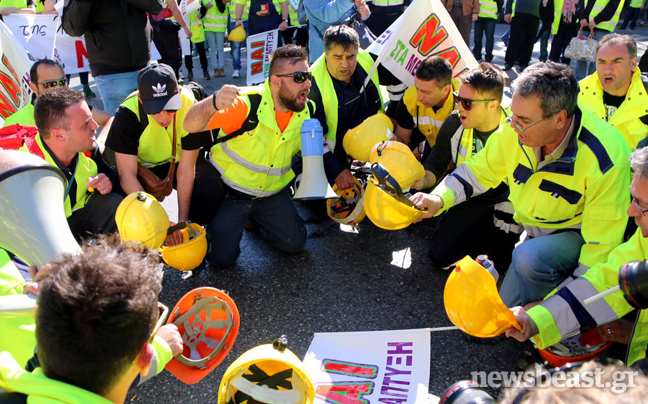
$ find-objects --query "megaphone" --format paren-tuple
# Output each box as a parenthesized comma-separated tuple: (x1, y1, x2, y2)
(0, 150, 81, 317)
(293, 119, 337, 200)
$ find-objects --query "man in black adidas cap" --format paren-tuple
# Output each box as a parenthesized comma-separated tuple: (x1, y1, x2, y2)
(106, 63, 224, 228)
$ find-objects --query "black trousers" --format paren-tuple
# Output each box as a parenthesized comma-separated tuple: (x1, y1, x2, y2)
(505, 12, 540, 67)
(152, 21, 183, 78)
(429, 196, 520, 271)
(281, 26, 309, 48)
(68, 192, 123, 242)
(549, 20, 578, 64)
(185, 42, 209, 73)
(149, 153, 225, 225)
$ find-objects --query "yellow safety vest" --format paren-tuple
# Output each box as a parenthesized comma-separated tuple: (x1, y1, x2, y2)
(203, 0, 228, 32)
(209, 82, 312, 197)
(310, 49, 383, 151)
(2, 103, 34, 127)
(588, 0, 624, 31)
(119, 87, 194, 166)
(478, 0, 498, 19)
(578, 68, 648, 149)
(449, 107, 509, 166)
(19, 135, 97, 218)
(402, 79, 459, 147)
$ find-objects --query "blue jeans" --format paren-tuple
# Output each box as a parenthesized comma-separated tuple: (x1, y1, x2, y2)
(539, 27, 550, 62)
(575, 29, 603, 80)
(94, 70, 140, 114)
(228, 20, 248, 71)
(499, 230, 585, 307)
(473, 17, 496, 61)
(204, 30, 226, 69)
(206, 187, 307, 267)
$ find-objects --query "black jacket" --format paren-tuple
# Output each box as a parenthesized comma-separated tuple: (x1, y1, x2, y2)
(62, 0, 165, 77)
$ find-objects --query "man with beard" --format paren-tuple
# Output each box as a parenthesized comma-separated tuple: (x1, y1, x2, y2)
(184, 45, 314, 267)
(578, 34, 648, 150)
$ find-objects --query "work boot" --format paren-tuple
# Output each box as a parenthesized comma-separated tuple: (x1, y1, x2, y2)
(83, 85, 96, 98)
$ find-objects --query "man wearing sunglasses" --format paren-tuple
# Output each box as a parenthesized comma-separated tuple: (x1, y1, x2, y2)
(183, 45, 314, 268)
(0, 235, 183, 404)
(507, 147, 648, 372)
(410, 63, 521, 271)
(3, 59, 113, 152)
(578, 34, 648, 150)
(412, 62, 631, 309)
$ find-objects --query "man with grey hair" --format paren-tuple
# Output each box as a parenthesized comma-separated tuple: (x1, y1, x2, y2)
(578, 33, 648, 149)
(507, 146, 648, 370)
(411, 61, 631, 307)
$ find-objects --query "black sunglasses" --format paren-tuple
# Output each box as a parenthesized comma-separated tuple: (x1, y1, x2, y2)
(453, 91, 495, 111)
(36, 78, 67, 89)
(275, 71, 312, 83)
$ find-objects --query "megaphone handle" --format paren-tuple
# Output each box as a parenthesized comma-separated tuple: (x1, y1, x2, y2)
(584, 285, 621, 305)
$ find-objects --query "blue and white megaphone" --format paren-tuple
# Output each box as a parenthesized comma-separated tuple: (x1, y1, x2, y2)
(0, 150, 81, 317)
(293, 119, 337, 200)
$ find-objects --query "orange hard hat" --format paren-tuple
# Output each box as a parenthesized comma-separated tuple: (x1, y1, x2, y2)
(165, 287, 240, 384)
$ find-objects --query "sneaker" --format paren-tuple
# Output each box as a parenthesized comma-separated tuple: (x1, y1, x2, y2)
(203, 69, 210, 80)
(187, 71, 193, 82)
(83, 85, 96, 98)
(232, 69, 240, 78)
(504, 63, 513, 71)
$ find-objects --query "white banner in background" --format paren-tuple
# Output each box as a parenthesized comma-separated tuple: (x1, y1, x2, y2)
(0, 21, 34, 121)
(246, 29, 279, 86)
(303, 329, 431, 404)
(54, 30, 90, 75)
(3, 14, 57, 61)
(367, 0, 478, 87)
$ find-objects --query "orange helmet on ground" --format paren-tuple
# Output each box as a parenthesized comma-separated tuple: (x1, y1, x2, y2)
(165, 287, 240, 384)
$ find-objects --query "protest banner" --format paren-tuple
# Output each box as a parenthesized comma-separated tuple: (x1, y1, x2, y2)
(3, 14, 57, 61)
(0, 21, 34, 122)
(303, 328, 431, 404)
(365, 0, 479, 89)
(246, 29, 279, 86)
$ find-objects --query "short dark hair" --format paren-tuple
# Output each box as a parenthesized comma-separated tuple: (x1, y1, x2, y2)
(323, 24, 359, 54)
(269, 44, 309, 76)
(415, 56, 453, 88)
(511, 61, 578, 118)
(33, 87, 84, 138)
(596, 33, 637, 59)
(460, 63, 505, 103)
(36, 234, 163, 396)
(30, 58, 63, 84)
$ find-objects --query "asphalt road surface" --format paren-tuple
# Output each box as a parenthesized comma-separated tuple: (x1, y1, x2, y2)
(72, 22, 648, 403)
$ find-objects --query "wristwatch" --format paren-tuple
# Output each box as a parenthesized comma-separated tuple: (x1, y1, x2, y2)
(282, 18, 289, 23)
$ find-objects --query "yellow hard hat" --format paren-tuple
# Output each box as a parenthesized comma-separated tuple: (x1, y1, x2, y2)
(116, 191, 169, 249)
(218, 337, 314, 404)
(363, 163, 425, 230)
(228, 25, 247, 42)
(343, 113, 394, 162)
(369, 141, 425, 190)
(444, 256, 521, 338)
(159, 222, 208, 271)
(326, 176, 366, 225)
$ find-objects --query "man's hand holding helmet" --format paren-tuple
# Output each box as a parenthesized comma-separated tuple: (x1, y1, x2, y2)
(409, 192, 444, 220)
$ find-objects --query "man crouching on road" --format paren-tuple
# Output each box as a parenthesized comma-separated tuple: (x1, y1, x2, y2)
(507, 147, 648, 371)
(184, 44, 313, 268)
(0, 235, 183, 403)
